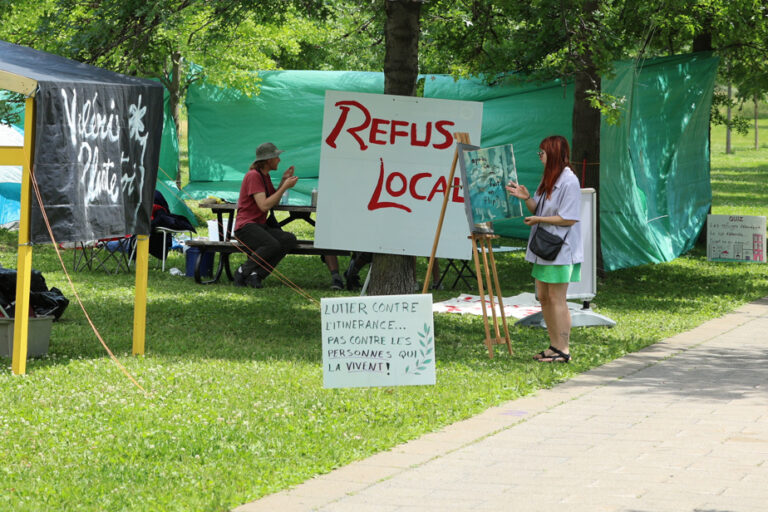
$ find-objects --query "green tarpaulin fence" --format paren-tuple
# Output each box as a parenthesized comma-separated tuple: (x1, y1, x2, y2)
(185, 70, 384, 202)
(181, 53, 718, 270)
(599, 54, 718, 270)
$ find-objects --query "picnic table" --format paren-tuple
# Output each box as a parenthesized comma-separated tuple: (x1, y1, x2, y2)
(185, 202, 346, 284)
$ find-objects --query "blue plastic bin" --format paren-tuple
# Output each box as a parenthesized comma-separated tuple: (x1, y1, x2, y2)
(185, 247, 213, 277)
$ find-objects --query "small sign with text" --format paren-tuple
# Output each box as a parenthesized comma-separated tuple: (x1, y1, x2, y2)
(707, 214, 766, 263)
(321, 294, 435, 389)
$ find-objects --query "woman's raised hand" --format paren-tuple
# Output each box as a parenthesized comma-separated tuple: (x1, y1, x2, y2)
(505, 181, 530, 200)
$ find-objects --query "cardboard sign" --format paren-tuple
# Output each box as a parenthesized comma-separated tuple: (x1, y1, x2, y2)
(322, 294, 436, 388)
(314, 90, 483, 260)
(707, 214, 766, 262)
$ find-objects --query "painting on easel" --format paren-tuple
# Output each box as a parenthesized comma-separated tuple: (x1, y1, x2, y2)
(457, 143, 524, 234)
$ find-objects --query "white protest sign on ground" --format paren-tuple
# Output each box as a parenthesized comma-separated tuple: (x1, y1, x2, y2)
(322, 294, 435, 389)
(433, 293, 542, 319)
(314, 90, 483, 260)
(707, 214, 766, 262)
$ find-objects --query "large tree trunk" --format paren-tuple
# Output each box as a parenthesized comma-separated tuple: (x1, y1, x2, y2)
(383, 0, 421, 96)
(368, 0, 423, 296)
(170, 50, 182, 189)
(693, 24, 713, 247)
(571, 0, 603, 275)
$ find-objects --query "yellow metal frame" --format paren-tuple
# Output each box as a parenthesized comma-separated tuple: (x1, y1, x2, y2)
(9, 97, 35, 374)
(132, 236, 149, 356)
(0, 68, 150, 374)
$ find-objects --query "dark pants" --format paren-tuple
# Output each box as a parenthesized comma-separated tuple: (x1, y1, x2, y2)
(235, 223, 297, 279)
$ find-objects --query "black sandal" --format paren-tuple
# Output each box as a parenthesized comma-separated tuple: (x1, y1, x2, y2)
(536, 346, 571, 363)
(533, 345, 557, 360)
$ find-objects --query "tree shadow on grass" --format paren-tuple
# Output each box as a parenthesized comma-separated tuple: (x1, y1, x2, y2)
(598, 250, 768, 315)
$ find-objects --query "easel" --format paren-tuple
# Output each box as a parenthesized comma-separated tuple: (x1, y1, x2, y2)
(423, 132, 512, 358)
(468, 232, 512, 358)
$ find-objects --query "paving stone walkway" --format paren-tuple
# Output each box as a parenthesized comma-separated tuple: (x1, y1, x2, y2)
(236, 297, 768, 512)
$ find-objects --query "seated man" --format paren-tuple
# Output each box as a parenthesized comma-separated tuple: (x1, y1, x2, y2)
(233, 142, 298, 288)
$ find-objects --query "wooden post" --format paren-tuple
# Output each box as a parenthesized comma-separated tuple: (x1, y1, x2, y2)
(423, 132, 470, 293)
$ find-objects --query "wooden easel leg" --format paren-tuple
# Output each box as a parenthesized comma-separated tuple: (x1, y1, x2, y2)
(479, 237, 502, 345)
(487, 241, 513, 354)
(471, 235, 494, 358)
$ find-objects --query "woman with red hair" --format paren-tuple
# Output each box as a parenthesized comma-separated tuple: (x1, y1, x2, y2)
(506, 135, 582, 363)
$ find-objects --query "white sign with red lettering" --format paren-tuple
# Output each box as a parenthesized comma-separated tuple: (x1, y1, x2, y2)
(314, 91, 483, 259)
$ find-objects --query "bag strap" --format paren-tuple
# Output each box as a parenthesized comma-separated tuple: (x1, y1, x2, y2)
(532, 192, 568, 243)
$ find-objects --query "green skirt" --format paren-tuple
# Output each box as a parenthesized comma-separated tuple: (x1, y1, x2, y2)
(532, 263, 581, 284)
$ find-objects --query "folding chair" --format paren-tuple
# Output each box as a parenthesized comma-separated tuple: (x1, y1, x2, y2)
(148, 190, 196, 271)
(89, 236, 134, 274)
(153, 226, 193, 271)
(72, 240, 98, 271)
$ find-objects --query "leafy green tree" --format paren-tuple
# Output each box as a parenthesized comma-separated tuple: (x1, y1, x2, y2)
(12, 0, 342, 185)
(419, 0, 652, 273)
(417, 0, 768, 270)
(0, 0, 58, 125)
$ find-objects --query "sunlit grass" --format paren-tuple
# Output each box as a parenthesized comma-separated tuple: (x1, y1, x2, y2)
(0, 111, 766, 511)
(710, 112, 768, 216)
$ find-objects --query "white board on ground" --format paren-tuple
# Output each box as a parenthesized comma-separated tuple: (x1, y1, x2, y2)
(566, 188, 596, 300)
(707, 214, 766, 262)
(314, 90, 483, 260)
(322, 294, 435, 389)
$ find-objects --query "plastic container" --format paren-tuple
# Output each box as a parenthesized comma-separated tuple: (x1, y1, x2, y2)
(185, 247, 214, 277)
(206, 219, 229, 241)
(0, 316, 54, 358)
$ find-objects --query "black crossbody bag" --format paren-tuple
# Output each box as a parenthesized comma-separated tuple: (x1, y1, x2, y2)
(528, 193, 567, 261)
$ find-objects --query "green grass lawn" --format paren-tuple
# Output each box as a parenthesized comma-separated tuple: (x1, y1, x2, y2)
(710, 109, 768, 217)
(1, 110, 767, 511)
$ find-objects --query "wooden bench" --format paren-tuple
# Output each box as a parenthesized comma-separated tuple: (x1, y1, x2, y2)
(185, 238, 348, 284)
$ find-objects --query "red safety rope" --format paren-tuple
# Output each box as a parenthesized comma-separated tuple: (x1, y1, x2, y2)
(29, 171, 148, 395)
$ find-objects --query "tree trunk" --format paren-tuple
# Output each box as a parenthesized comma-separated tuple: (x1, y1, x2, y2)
(169, 50, 183, 189)
(571, 0, 603, 276)
(755, 94, 760, 150)
(726, 80, 732, 155)
(368, 0, 422, 296)
(383, 0, 421, 97)
(693, 25, 712, 247)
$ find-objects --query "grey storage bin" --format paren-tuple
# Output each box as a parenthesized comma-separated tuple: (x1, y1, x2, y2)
(0, 316, 53, 358)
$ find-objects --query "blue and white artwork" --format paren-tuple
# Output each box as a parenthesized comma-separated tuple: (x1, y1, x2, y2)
(458, 143, 524, 233)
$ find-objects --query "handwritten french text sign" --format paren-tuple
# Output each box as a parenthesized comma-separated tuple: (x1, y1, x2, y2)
(314, 91, 483, 260)
(322, 294, 436, 389)
(32, 82, 163, 243)
(707, 214, 766, 263)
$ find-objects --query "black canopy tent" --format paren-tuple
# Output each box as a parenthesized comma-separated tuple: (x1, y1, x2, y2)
(0, 40, 163, 374)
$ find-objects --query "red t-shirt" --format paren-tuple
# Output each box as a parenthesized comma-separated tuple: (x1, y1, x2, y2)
(235, 169, 275, 230)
